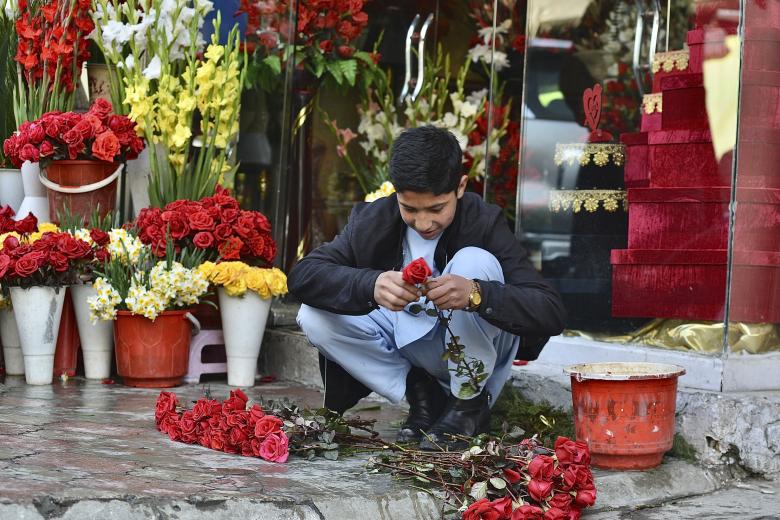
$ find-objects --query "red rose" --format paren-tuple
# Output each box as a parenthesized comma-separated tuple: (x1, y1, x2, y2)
(161, 210, 191, 240)
(28, 123, 45, 144)
(511, 505, 544, 520)
(253, 212, 271, 233)
(503, 467, 522, 484)
(543, 507, 568, 520)
(258, 431, 289, 463)
(337, 45, 354, 58)
(554, 437, 578, 466)
(19, 143, 40, 163)
(74, 120, 96, 140)
(92, 131, 120, 162)
(192, 399, 216, 422)
(528, 455, 556, 480)
(193, 232, 215, 249)
(574, 487, 596, 508)
(14, 213, 38, 234)
(225, 411, 248, 429)
(57, 235, 91, 259)
(219, 237, 244, 260)
(0, 255, 10, 278)
(402, 257, 431, 285)
(128, 135, 145, 159)
(220, 207, 239, 223)
(223, 389, 248, 412)
(62, 128, 83, 148)
(188, 211, 215, 231)
(352, 11, 368, 25)
(88, 98, 113, 121)
(528, 479, 554, 502)
(573, 440, 590, 466)
(549, 493, 573, 510)
(254, 415, 283, 439)
(155, 391, 178, 424)
(140, 224, 164, 245)
(213, 223, 233, 242)
(461, 498, 503, 520)
(263, 240, 277, 265)
(89, 228, 110, 246)
(48, 251, 69, 272)
(107, 114, 134, 134)
(210, 431, 226, 451)
(247, 235, 266, 257)
(3, 235, 20, 251)
(247, 404, 265, 427)
(566, 509, 581, 520)
(39, 140, 55, 157)
(95, 248, 109, 263)
(179, 412, 198, 443)
(319, 39, 333, 53)
(43, 117, 61, 138)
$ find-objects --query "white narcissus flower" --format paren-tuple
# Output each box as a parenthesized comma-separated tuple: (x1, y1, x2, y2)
(142, 55, 162, 80)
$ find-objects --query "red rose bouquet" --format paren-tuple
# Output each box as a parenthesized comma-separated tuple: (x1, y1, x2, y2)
(133, 187, 277, 265)
(236, 0, 375, 89)
(2, 99, 145, 168)
(0, 226, 98, 287)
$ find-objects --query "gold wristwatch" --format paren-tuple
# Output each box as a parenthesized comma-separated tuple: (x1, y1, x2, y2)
(467, 279, 482, 311)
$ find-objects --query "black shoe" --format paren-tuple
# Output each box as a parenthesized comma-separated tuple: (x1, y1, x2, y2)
(396, 367, 447, 442)
(318, 353, 372, 414)
(419, 390, 491, 450)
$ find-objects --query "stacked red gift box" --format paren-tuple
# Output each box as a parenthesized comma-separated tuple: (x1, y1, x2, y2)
(611, 3, 780, 323)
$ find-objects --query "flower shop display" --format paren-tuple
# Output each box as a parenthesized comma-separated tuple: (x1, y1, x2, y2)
(133, 187, 277, 264)
(3, 99, 144, 223)
(197, 261, 287, 387)
(88, 242, 209, 387)
(0, 223, 95, 384)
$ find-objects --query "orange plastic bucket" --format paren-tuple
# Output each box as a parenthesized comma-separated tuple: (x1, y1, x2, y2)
(565, 362, 685, 470)
(42, 160, 119, 224)
(114, 310, 196, 388)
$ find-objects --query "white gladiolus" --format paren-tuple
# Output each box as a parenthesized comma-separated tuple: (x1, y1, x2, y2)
(142, 55, 162, 80)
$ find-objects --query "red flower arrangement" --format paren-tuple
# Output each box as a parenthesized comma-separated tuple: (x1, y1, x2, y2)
(236, 0, 374, 89)
(155, 389, 290, 463)
(14, 0, 93, 94)
(133, 187, 277, 264)
(2, 99, 145, 168)
(0, 226, 101, 287)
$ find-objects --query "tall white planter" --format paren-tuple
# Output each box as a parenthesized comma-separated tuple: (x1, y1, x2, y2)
(9, 286, 66, 384)
(126, 147, 151, 218)
(71, 284, 114, 379)
(15, 161, 49, 221)
(0, 308, 24, 375)
(0, 168, 24, 213)
(217, 287, 272, 387)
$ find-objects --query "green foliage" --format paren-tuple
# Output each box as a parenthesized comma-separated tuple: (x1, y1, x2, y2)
(56, 204, 116, 232)
(489, 385, 575, 446)
(0, 2, 16, 166)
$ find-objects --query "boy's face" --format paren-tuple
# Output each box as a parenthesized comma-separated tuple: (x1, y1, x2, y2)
(396, 175, 468, 240)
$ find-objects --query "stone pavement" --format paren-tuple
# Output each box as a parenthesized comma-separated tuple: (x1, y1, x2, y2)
(0, 375, 769, 519)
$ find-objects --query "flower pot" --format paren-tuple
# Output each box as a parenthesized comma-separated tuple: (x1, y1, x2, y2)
(15, 161, 49, 221)
(9, 286, 67, 385)
(53, 289, 80, 377)
(217, 288, 272, 387)
(0, 168, 24, 213)
(41, 160, 120, 225)
(114, 310, 195, 388)
(0, 308, 23, 375)
(565, 362, 686, 470)
(71, 284, 114, 379)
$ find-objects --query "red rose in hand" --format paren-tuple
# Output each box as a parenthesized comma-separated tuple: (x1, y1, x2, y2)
(258, 431, 289, 463)
(92, 131, 120, 162)
(402, 257, 431, 285)
(89, 228, 110, 246)
(511, 504, 544, 520)
(461, 498, 503, 520)
(14, 252, 44, 277)
(528, 455, 556, 480)
(193, 232, 215, 249)
(528, 478, 554, 502)
(254, 415, 283, 439)
(14, 213, 38, 234)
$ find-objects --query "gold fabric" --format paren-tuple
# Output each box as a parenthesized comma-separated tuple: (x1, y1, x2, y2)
(549, 189, 627, 213)
(642, 93, 663, 114)
(564, 320, 780, 354)
(652, 50, 690, 73)
(553, 143, 626, 167)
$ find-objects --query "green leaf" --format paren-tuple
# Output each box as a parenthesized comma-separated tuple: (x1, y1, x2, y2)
(489, 477, 507, 490)
(458, 386, 477, 399)
(339, 59, 357, 86)
(425, 309, 438, 317)
(469, 481, 488, 500)
(353, 50, 376, 66)
(263, 55, 282, 75)
(327, 61, 344, 84)
(409, 304, 422, 315)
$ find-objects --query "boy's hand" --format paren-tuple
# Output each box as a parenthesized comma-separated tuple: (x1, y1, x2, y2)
(374, 271, 422, 311)
(424, 274, 472, 310)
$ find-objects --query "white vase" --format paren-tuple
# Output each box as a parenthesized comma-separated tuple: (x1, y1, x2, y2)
(0, 308, 24, 375)
(217, 287, 272, 387)
(0, 168, 24, 213)
(15, 161, 49, 221)
(126, 147, 151, 218)
(9, 286, 66, 385)
(71, 284, 114, 379)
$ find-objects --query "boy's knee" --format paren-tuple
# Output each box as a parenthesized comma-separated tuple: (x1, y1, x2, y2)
(448, 247, 503, 281)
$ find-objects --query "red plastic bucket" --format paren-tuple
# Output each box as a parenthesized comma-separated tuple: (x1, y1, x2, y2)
(565, 362, 686, 470)
(42, 160, 120, 224)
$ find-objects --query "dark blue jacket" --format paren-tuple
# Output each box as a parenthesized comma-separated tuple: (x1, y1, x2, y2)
(288, 192, 565, 343)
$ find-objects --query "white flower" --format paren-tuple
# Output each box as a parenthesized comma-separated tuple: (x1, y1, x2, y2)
(467, 88, 489, 107)
(450, 130, 468, 151)
(442, 112, 458, 129)
(467, 44, 510, 71)
(478, 19, 512, 44)
(2, 0, 16, 18)
(142, 55, 162, 80)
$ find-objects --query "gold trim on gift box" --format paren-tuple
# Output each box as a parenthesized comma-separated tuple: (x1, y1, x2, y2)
(549, 189, 628, 213)
(652, 50, 689, 73)
(642, 93, 663, 114)
(553, 143, 626, 167)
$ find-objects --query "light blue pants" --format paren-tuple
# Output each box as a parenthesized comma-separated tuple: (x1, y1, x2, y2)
(297, 247, 520, 404)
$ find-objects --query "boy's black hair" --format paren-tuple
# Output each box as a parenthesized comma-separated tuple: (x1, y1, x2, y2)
(388, 126, 463, 194)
